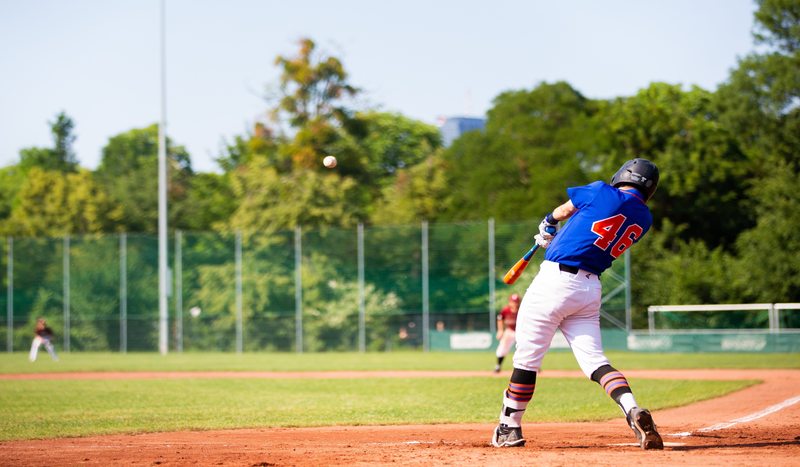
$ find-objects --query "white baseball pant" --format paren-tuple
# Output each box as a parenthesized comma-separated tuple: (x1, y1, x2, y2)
(495, 330, 516, 358)
(29, 336, 58, 362)
(512, 260, 609, 377)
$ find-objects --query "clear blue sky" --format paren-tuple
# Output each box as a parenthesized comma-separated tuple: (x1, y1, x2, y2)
(1, 0, 757, 173)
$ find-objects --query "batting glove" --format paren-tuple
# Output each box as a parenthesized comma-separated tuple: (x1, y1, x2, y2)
(534, 233, 552, 249)
(538, 214, 558, 240)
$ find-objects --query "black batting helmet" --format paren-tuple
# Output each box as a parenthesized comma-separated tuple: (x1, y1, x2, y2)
(610, 158, 659, 201)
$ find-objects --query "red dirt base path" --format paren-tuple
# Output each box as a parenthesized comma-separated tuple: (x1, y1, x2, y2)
(1, 369, 799, 466)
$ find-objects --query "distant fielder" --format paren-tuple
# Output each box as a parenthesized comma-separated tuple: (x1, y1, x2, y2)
(494, 293, 521, 373)
(492, 159, 663, 450)
(29, 317, 59, 362)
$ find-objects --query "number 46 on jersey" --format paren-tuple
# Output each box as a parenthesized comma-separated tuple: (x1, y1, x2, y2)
(591, 214, 643, 259)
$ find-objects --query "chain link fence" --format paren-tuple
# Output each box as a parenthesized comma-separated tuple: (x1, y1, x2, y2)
(1, 220, 631, 353)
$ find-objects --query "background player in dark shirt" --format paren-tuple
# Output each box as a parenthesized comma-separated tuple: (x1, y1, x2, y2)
(29, 317, 59, 362)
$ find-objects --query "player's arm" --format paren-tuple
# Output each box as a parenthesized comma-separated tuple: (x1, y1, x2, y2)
(496, 316, 504, 339)
(550, 200, 577, 222)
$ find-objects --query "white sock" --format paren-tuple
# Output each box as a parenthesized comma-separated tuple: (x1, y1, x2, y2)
(619, 393, 638, 415)
(499, 391, 529, 427)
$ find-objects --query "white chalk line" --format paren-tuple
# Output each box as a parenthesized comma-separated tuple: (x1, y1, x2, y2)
(608, 442, 685, 447)
(365, 441, 441, 446)
(667, 394, 800, 437)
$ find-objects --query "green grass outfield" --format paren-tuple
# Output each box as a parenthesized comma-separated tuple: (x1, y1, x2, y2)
(1, 350, 798, 373)
(0, 351, 793, 441)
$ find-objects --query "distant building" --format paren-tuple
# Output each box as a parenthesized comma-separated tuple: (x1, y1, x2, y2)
(439, 116, 486, 147)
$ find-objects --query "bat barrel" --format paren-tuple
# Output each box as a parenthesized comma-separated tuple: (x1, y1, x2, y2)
(503, 244, 540, 284)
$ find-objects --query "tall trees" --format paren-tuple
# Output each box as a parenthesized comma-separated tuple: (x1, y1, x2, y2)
(370, 153, 449, 225)
(350, 111, 441, 184)
(440, 82, 597, 222)
(221, 39, 441, 233)
(273, 38, 359, 129)
(272, 38, 359, 170)
(227, 157, 362, 232)
(3, 168, 122, 236)
(95, 125, 193, 232)
(18, 111, 79, 173)
(597, 83, 750, 248)
(717, 0, 800, 303)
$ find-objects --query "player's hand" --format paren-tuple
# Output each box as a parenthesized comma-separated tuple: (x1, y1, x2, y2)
(538, 215, 558, 240)
(496, 331, 503, 340)
(534, 233, 552, 249)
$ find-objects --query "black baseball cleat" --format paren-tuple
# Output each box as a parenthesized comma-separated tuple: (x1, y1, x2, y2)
(491, 424, 525, 447)
(627, 407, 664, 450)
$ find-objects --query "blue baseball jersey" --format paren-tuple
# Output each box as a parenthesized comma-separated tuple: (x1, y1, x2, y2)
(544, 181, 652, 275)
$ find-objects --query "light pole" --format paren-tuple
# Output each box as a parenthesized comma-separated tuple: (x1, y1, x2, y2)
(158, 0, 169, 355)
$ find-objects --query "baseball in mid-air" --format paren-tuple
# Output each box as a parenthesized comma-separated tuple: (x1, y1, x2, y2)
(323, 156, 337, 168)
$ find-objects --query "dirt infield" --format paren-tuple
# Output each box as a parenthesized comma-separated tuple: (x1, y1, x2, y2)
(1, 369, 799, 466)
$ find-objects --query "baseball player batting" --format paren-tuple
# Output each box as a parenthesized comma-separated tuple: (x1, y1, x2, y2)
(492, 158, 663, 450)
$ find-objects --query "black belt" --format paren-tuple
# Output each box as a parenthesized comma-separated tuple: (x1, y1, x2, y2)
(558, 264, 580, 274)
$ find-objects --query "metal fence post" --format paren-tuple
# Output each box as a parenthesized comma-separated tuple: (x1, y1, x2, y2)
(488, 218, 496, 334)
(235, 231, 243, 353)
(625, 249, 632, 332)
(63, 235, 70, 352)
(174, 230, 183, 352)
(768, 303, 776, 334)
(421, 220, 429, 352)
(6, 237, 12, 353)
(294, 226, 303, 353)
(357, 223, 366, 353)
(120, 234, 127, 353)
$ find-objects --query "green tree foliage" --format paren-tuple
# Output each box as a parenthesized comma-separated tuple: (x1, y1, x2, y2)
(3, 168, 122, 236)
(440, 82, 597, 222)
(370, 153, 450, 225)
(66, 235, 123, 350)
(217, 123, 283, 172)
(272, 38, 359, 169)
(715, 0, 798, 167)
(221, 39, 441, 233)
(0, 167, 26, 224)
(622, 0, 800, 316)
(18, 112, 79, 173)
(717, 0, 800, 304)
(735, 160, 800, 302)
(273, 38, 358, 128)
(753, 0, 800, 112)
(303, 280, 399, 352)
(227, 156, 361, 232)
(95, 125, 192, 232)
(179, 173, 237, 232)
(349, 111, 441, 182)
(597, 83, 750, 248)
(8, 237, 64, 348)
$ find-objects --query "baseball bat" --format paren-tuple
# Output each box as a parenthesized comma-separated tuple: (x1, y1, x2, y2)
(502, 244, 540, 285)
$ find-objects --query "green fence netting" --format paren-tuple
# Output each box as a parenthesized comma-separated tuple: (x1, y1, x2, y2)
(6, 220, 741, 353)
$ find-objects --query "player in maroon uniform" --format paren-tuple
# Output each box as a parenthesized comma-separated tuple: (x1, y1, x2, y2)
(494, 293, 521, 373)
